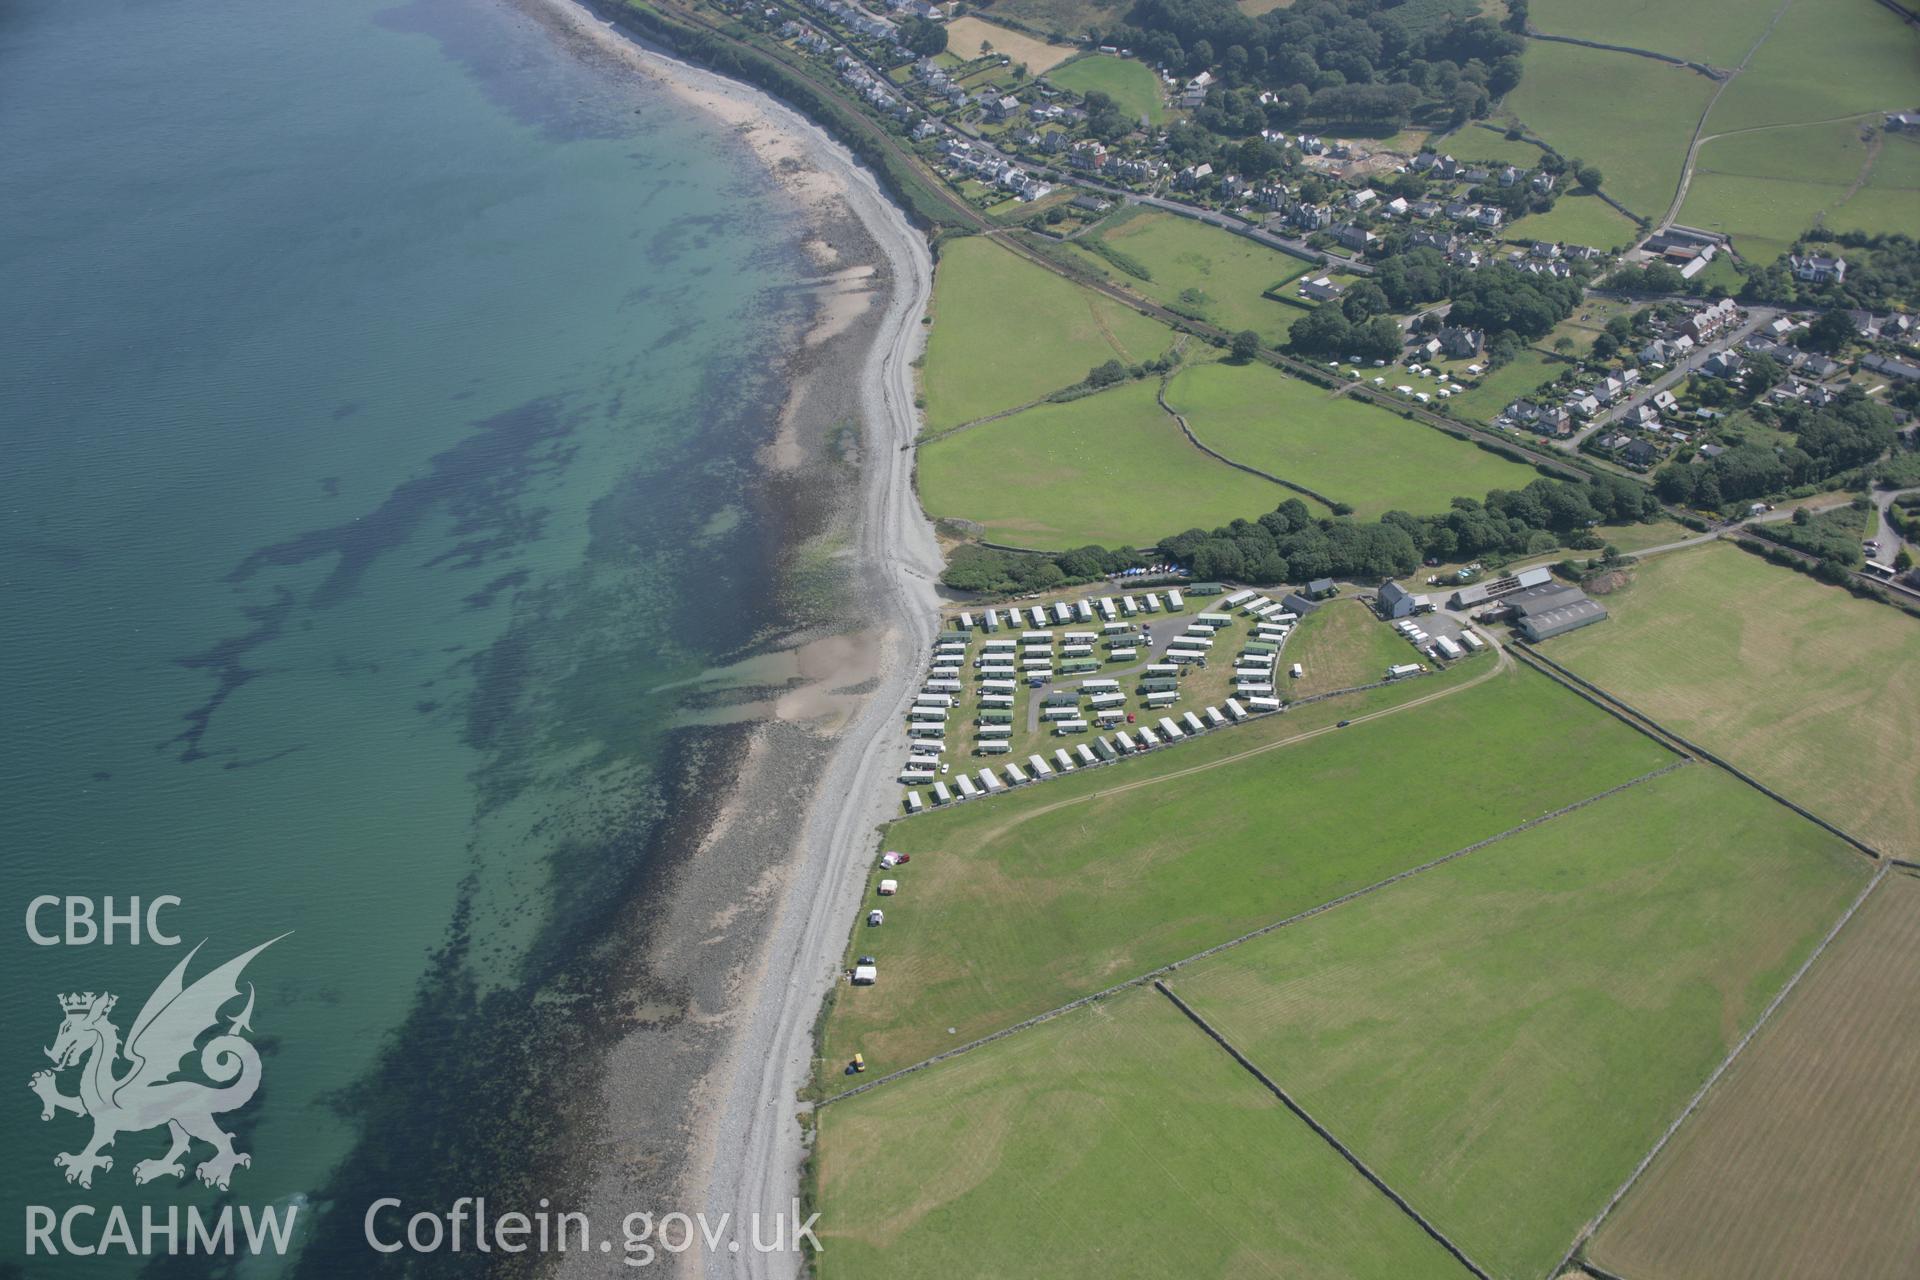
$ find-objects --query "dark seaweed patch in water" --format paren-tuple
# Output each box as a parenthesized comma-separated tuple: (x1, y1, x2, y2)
(165, 587, 297, 763)
(226, 397, 575, 609)
(463, 569, 531, 611)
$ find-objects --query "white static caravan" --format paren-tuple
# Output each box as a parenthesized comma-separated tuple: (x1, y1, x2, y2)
(1053, 602, 1074, 625)
(983, 608, 1000, 633)
(1064, 630, 1098, 645)
(1434, 636, 1466, 661)
(915, 694, 954, 708)
(1027, 753, 1054, 780)
(1061, 645, 1094, 659)
(1113, 731, 1138, 754)
(954, 775, 979, 800)
(1195, 612, 1233, 629)
(1053, 719, 1090, 735)
(909, 708, 947, 723)
(977, 725, 1012, 738)
(1236, 682, 1275, 696)
(957, 612, 974, 631)
(1075, 600, 1095, 623)
(984, 636, 1018, 651)
(977, 664, 1016, 679)
(1135, 724, 1160, 747)
(1101, 620, 1131, 636)
(1166, 650, 1207, 665)
(1142, 593, 1161, 613)
(1004, 761, 1030, 785)
(1021, 630, 1051, 644)
(1224, 698, 1247, 721)
(1144, 664, 1179, 678)
(899, 768, 934, 785)
(1145, 690, 1179, 708)
(1462, 631, 1486, 652)
(1175, 635, 1213, 649)
(1042, 706, 1081, 721)
(1204, 706, 1228, 729)
(932, 780, 953, 805)
(1107, 648, 1138, 662)
(1166, 588, 1185, 610)
(1028, 607, 1048, 628)
(979, 768, 1003, 793)
(1021, 643, 1053, 657)
(1182, 711, 1206, 735)
(904, 791, 925, 814)
(1236, 653, 1275, 668)
(1388, 663, 1423, 680)
(935, 640, 967, 655)
(1022, 658, 1055, 670)
(980, 680, 1017, 695)
(1157, 716, 1185, 741)
(1088, 692, 1126, 709)
(909, 725, 946, 740)
(1120, 596, 1138, 616)
(1240, 596, 1272, 615)
(1098, 597, 1118, 622)
(1053, 748, 1076, 772)
(1247, 696, 1281, 713)
(1290, 662, 1305, 679)
(1270, 612, 1299, 625)
(1095, 709, 1126, 726)
(1079, 678, 1121, 692)
(1075, 743, 1098, 767)
(978, 695, 1015, 710)
(1222, 589, 1255, 607)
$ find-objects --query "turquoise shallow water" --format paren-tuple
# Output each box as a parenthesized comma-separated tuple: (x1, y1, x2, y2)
(0, 0, 812, 1267)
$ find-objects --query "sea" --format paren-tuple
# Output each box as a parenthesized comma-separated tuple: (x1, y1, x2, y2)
(0, 0, 817, 1270)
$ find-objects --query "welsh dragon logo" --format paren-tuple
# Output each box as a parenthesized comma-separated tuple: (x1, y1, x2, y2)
(29, 937, 283, 1190)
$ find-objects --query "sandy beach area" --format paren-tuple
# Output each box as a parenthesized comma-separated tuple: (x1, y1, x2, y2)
(512, 0, 940, 1274)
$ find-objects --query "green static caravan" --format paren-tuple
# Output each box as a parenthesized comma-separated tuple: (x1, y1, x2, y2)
(937, 630, 969, 644)
(1060, 660, 1099, 674)
(1242, 641, 1277, 655)
(977, 710, 1014, 725)
(1140, 678, 1178, 693)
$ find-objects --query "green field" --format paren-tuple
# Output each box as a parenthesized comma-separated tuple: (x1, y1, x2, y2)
(920, 236, 1175, 433)
(1679, 119, 1875, 262)
(1164, 362, 1542, 517)
(1449, 347, 1567, 420)
(819, 665, 1673, 1077)
(1704, 0, 1920, 134)
(814, 986, 1470, 1280)
(1438, 125, 1552, 169)
(1507, 43, 1717, 219)
(1506, 192, 1640, 251)
(1543, 541, 1920, 857)
(1285, 598, 1428, 696)
(1062, 209, 1316, 345)
(1176, 765, 1869, 1280)
(1525, 0, 1779, 66)
(1045, 54, 1165, 124)
(1827, 131, 1920, 238)
(971, 0, 1123, 39)
(915, 378, 1285, 550)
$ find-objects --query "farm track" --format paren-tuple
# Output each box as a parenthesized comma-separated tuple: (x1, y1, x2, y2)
(1657, 0, 1800, 231)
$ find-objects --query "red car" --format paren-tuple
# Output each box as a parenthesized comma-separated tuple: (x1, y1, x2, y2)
(1126, 712, 1136, 723)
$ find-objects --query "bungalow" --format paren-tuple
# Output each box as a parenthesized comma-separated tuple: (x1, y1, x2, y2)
(1530, 171, 1556, 195)
(1801, 353, 1842, 380)
(1596, 431, 1631, 452)
(1651, 389, 1678, 412)
(1348, 187, 1378, 208)
(1408, 230, 1455, 253)
(1409, 199, 1445, 220)
(1384, 196, 1411, 217)
(1299, 275, 1345, 302)
(1788, 253, 1847, 285)
(1623, 439, 1657, 467)
(1862, 353, 1920, 381)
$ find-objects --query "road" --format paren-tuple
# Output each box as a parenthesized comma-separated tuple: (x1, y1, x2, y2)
(1870, 486, 1916, 563)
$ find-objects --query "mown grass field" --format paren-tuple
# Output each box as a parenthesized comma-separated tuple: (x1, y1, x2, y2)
(1544, 541, 1920, 857)
(1166, 362, 1541, 515)
(1176, 765, 1870, 1280)
(1524, 0, 1778, 67)
(1590, 869, 1920, 1280)
(972, 0, 1121, 39)
(1061, 209, 1315, 345)
(942, 16, 1076, 73)
(915, 378, 1283, 549)
(1506, 43, 1717, 219)
(920, 236, 1174, 434)
(1285, 597, 1423, 697)
(818, 665, 1673, 1078)
(814, 985, 1471, 1280)
(1045, 54, 1164, 123)
(1704, 0, 1920, 134)
(1678, 118, 1874, 263)
(1505, 192, 1640, 252)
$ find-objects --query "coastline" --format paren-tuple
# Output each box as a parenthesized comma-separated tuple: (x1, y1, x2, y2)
(512, 1, 940, 1273)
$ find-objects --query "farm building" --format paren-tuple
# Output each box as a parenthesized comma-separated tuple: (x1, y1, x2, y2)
(1518, 598, 1608, 641)
(1449, 566, 1551, 610)
(1306, 578, 1337, 600)
(1506, 582, 1588, 620)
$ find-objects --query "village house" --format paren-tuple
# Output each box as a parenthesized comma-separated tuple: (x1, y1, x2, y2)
(1788, 252, 1847, 285)
(1437, 326, 1483, 359)
(1068, 140, 1108, 170)
(1498, 165, 1520, 187)
(1298, 275, 1345, 302)
(1174, 162, 1213, 189)
(1330, 224, 1376, 253)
